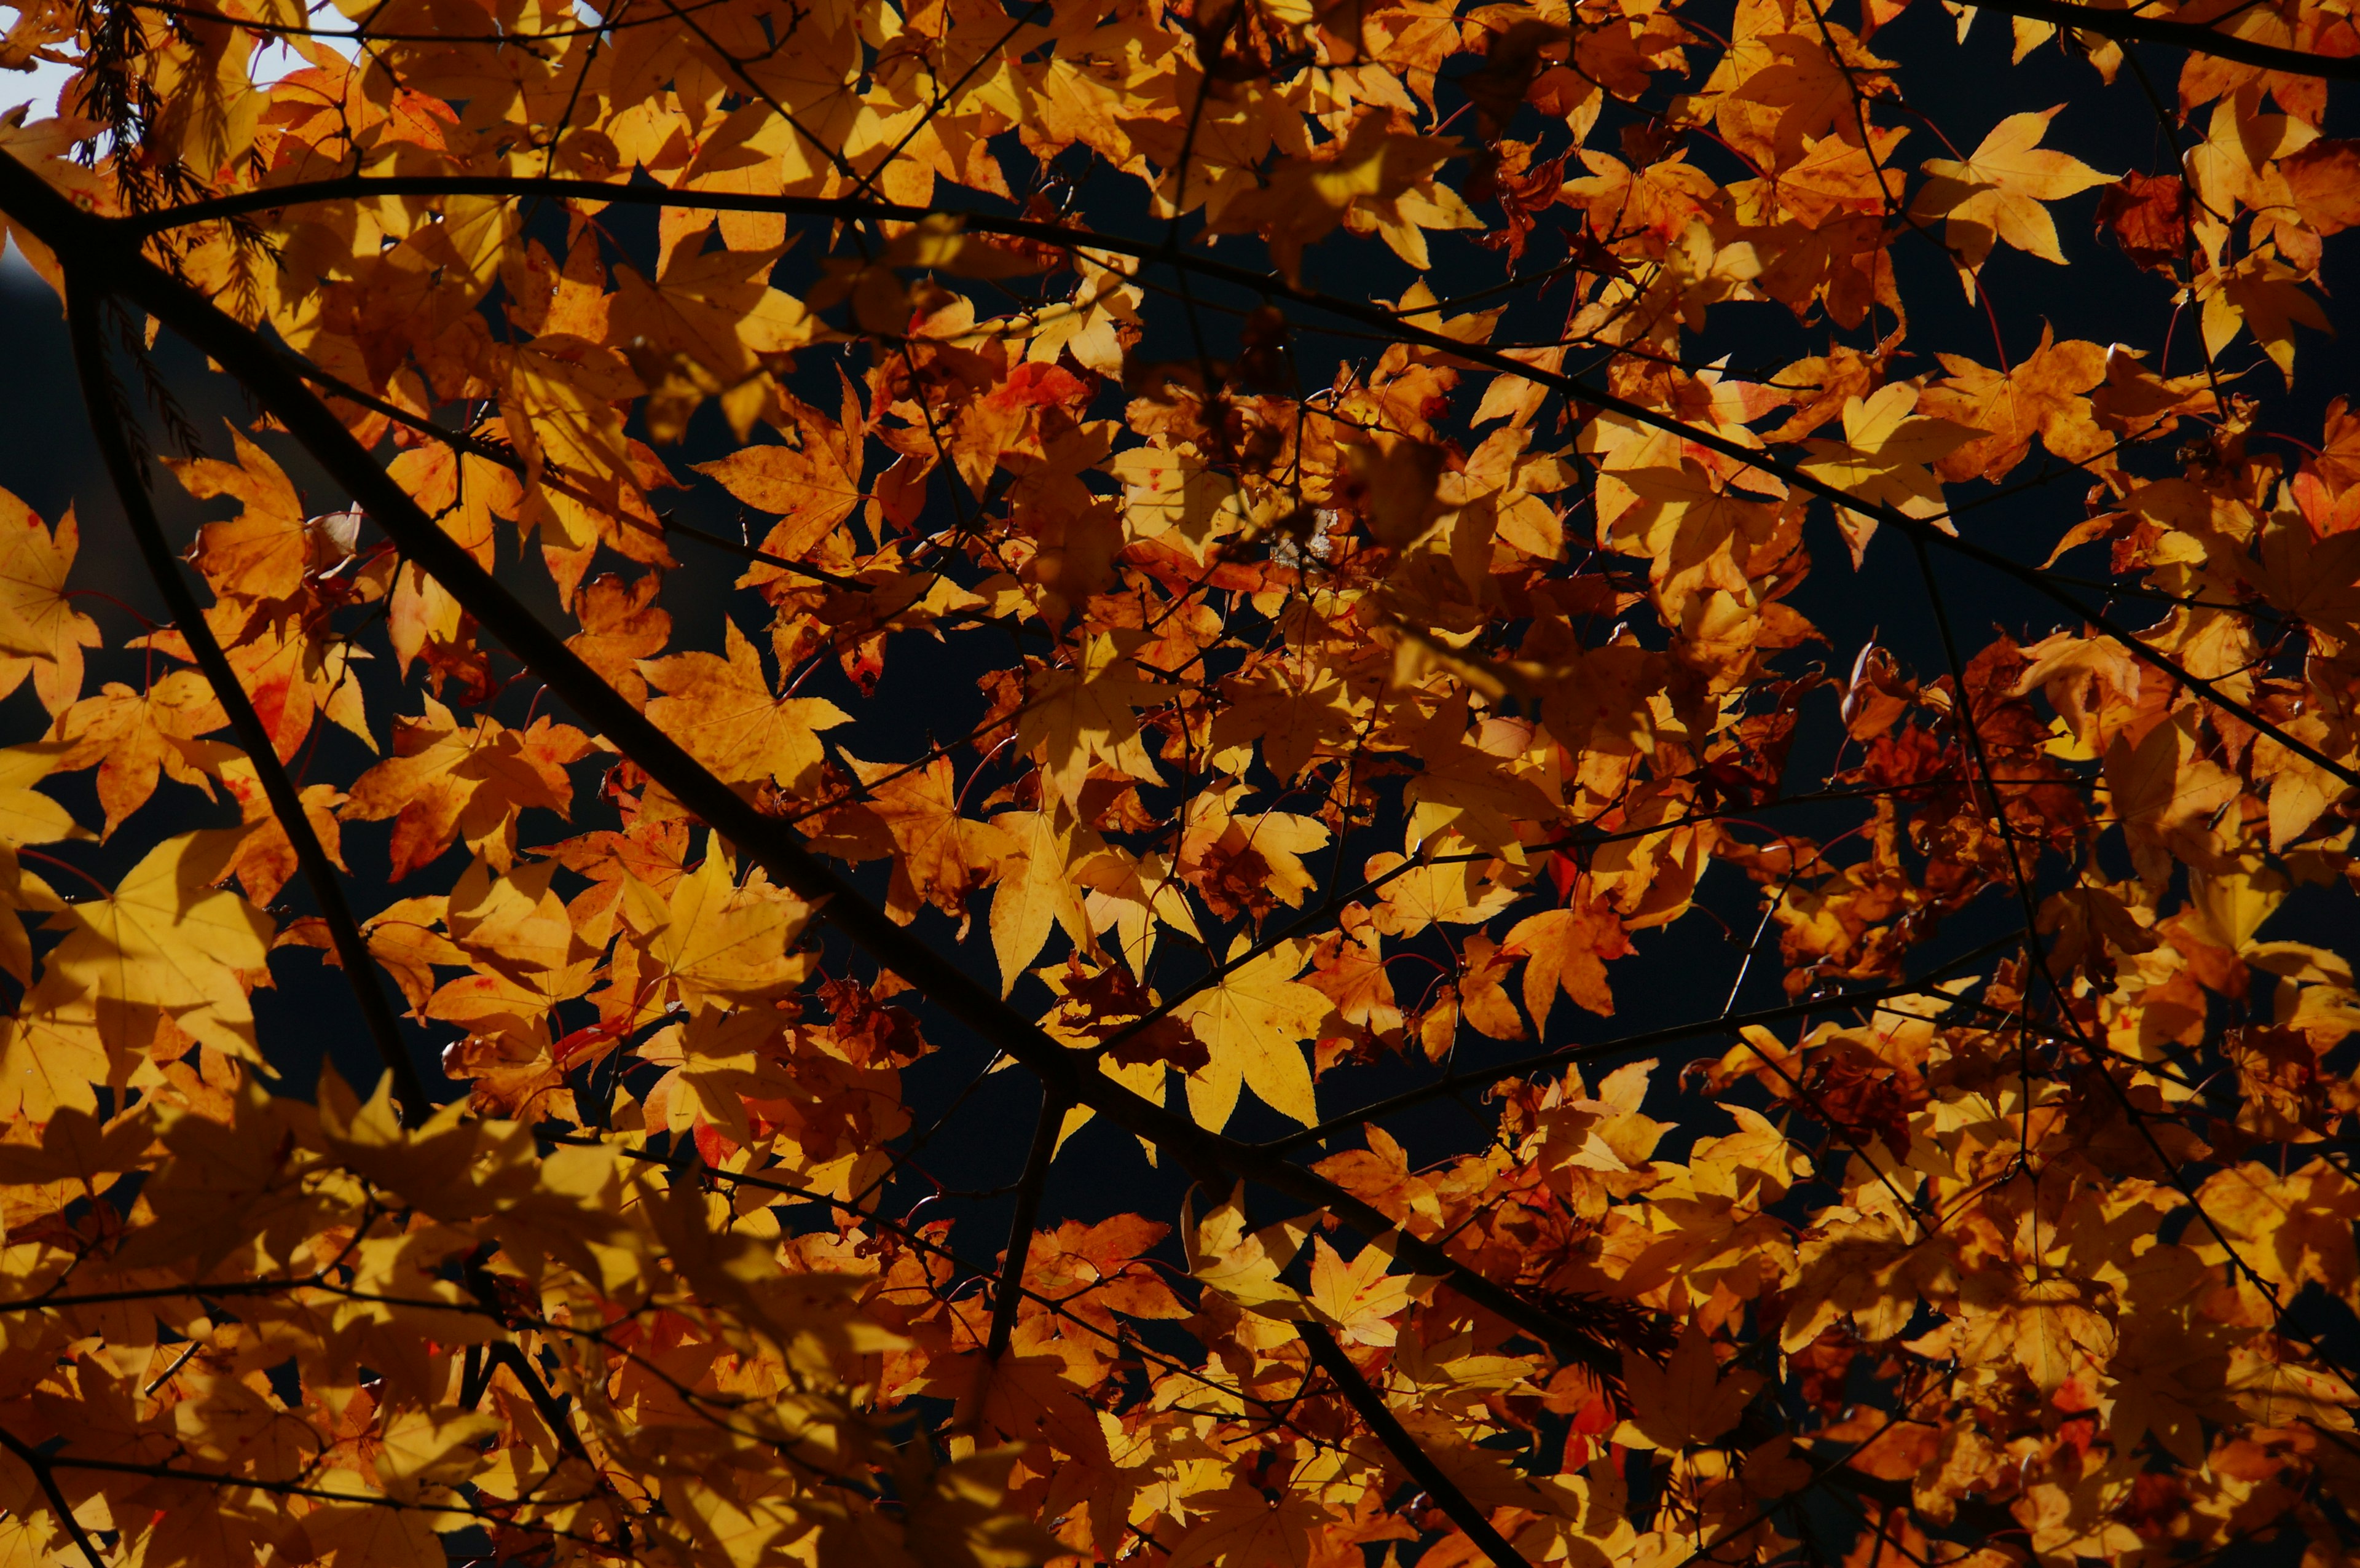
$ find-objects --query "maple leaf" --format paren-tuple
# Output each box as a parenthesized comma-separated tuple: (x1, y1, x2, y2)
(1614, 1327, 1766, 1449)
(492, 335, 643, 552)
(1014, 633, 1171, 806)
(640, 618, 850, 794)
(618, 841, 815, 1006)
(1043, 959, 1210, 1076)
(23, 830, 273, 1072)
(0, 1003, 104, 1123)
(0, 488, 100, 716)
(1210, 113, 1477, 282)
(2197, 246, 2333, 386)
(1303, 908, 1402, 1043)
(1170, 938, 1333, 1132)
(1957, 1272, 2113, 1394)
(0, 742, 84, 857)
(610, 241, 815, 390)
(49, 671, 227, 837)
(1208, 663, 1361, 783)
(168, 425, 320, 604)
(343, 699, 591, 879)
(2088, 342, 2220, 444)
(695, 410, 868, 565)
(1508, 900, 1633, 1027)
(1910, 106, 2114, 291)
(1185, 1184, 1311, 1318)
(375, 1406, 503, 1502)
(836, 752, 1016, 926)
(2279, 138, 2360, 237)
(219, 762, 349, 909)
(385, 442, 515, 680)
(1919, 326, 2110, 483)
(897, 1446, 1066, 1568)
(1305, 1235, 1424, 1347)
(1174, 788, 1328, 922)
(1162, 1486, 1337, 1568)
(989, 807, 1099, 994)
(1798, 384, 1979, 559)
(565, 570, 671, 708)
(2094, 172, 2193, 273)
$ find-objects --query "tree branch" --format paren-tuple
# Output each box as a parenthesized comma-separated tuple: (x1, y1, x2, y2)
(62, 275, 432, 1127)
(1264, 930, 2018, 1153)
(0, 1424, 109, 1568)
(986, 1084, 1068, 1362)
(1297, 1320, 1535, 1568)
(1957, 0, 2360, 80)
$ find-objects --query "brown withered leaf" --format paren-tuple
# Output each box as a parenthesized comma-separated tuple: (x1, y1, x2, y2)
(2094, 172, 2192, 273)
(2281, 138, 2360, 237)
(1058, 961, 1211, 1074)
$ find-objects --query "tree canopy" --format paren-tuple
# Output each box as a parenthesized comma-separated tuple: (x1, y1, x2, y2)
(0, 0, 2353, 1562)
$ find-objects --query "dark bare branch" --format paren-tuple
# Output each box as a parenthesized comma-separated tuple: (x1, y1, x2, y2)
(986, 1084, 1069, 1363)
(1961, 0, 2360, 79)
(1297, 1320, 1535, 1568)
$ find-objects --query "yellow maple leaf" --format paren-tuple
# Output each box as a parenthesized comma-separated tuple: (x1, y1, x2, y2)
(1211, 114, 1478, 281)
(1170, 936, 1332, 1132)
(1013, 632, 1170, 807)
(621, 839, 815, 1007)
(640, 617, 849, 794)
(2197, 246, 2333, 387)
(25, 830, 274, 1073)
(167, 425, 317, 605)
(0, 488, 100, 716)
(1508, 901, 1632, 1027)
(0, 741, 85, 852)
(1910, 105, 2114, 292)
(609, 241, 816, 386)
(989, 806, 1098, 995)
(1798, 383, 1979, 559)
(1185, 1183, 1311, 1317)
(1305, 1234, 1426, 1347)
(839, 751, 1016, 927)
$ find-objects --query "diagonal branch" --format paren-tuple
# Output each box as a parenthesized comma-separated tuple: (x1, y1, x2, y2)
(1955, 0, 2360, 80)
(62, 275, 432, 1127)
(0, 151, 1628, 1381)
(985, 1084, 1068, 1362)
(1297, 1320, 1535, 1568)
(0, 1424, 109, 1568)
(1265, 930, 2019, 1152)
(117, 170, 2360, 798)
